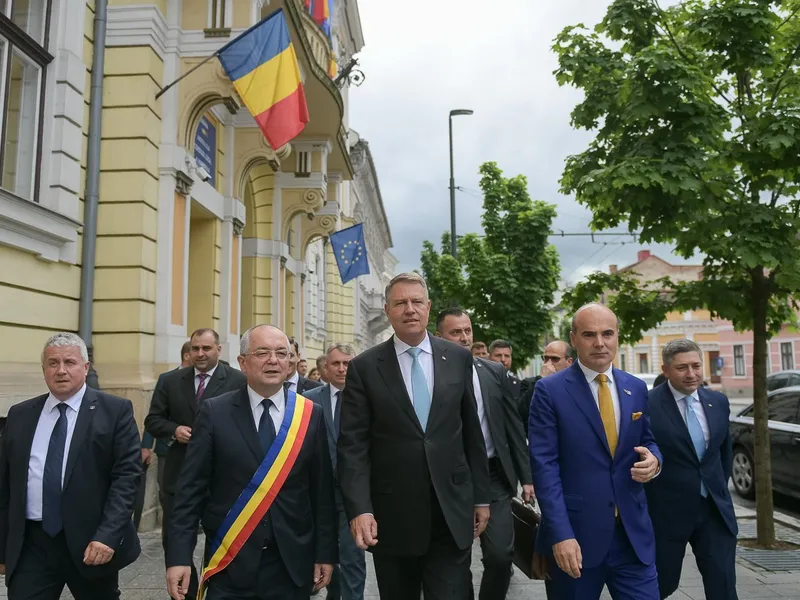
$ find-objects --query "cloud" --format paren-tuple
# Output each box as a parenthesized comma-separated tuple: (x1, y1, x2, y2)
(349, 1, 697, 282)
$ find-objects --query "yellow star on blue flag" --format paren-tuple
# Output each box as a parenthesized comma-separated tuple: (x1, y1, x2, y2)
(329, 223, 370, 284)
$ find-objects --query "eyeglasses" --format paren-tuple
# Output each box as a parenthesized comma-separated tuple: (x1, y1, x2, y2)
(541, 355, 564, 364)
(246, 349, 290, 361)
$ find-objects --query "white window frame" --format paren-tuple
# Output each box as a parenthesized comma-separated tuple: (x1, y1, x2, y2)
(781, 341, 794, 372)
(207, 0, 232, 29)
(734, 345, 746, 377)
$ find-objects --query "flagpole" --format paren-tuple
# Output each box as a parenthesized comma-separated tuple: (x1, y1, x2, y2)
(154, 7, 286, 101)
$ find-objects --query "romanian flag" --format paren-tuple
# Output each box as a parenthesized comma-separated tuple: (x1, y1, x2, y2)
(217, 10, 309, 150)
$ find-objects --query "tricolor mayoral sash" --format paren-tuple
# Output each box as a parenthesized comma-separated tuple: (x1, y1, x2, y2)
(198, 389, 313, 599)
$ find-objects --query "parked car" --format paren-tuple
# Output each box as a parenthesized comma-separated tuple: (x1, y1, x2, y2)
(729, 387, 800, 500)
(766, 369, 800, 392)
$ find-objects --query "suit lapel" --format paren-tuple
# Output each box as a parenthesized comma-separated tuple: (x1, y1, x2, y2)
(376, 338, 423, 433)
(201, 364, 227, 401)
(231, 388, 263, 462)
(427, 337, 449, 431)
(17, 395, 48, 487)
(698, 388, 719, 462)
(564, 363, 611, 456)
(182, 368, 197, 414)
(64, 388, 99, 489)
(613, 369, 632, 458)
(660, 384, 698, 458)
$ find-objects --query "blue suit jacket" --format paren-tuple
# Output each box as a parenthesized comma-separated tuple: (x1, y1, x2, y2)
(528, 362, 662, 568)
(645, 383, 737, 539)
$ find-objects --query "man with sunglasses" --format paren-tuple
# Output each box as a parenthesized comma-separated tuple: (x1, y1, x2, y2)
(518, 342, 574, 423)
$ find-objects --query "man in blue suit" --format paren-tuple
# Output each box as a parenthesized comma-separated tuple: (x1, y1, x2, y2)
(303, 343, 367, 600)
(529, 303, 662, 600)
(646, 340, 738, 600)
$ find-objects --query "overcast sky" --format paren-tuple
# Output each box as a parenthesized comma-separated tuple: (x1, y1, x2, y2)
(348, 0, 693, 286)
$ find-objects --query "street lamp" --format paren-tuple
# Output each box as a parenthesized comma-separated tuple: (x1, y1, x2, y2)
(449, 109, 473, 259)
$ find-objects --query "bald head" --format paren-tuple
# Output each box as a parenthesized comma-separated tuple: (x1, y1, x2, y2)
(569, 303, 619, 373)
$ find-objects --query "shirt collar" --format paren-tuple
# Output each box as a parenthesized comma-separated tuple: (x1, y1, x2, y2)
(45, 383, 87, 414)
(394, 333, 432, 357)
(577, 360, 614, 385)
(288, 372, 299, 385)
(195, 364, 218, 380)
(247, 385, 285, 413)
(330, 383, 343, 398)
(668, 380, 699, 403)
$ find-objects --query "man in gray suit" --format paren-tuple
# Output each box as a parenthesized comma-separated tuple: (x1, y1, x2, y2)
(304, 343, 366, 600)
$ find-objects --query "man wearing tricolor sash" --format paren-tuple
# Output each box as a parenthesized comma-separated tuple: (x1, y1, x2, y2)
(165, 325, 337, 600)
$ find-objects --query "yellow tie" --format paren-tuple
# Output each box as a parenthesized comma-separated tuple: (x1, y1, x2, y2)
(596, 374, 617, 457)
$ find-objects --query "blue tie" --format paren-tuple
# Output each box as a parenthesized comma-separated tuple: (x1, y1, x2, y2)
(42, 403, 69, 537)
(259, 398, 276, 455)
(407, 347, 431, 431)
(683, 396, 708, 497)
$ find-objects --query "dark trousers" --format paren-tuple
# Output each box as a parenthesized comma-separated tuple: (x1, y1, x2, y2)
(469, 458, 513, 600)
(550, 520, 659, 600)
(204, 545, 308, 600)
(8, 521, 119, 600)
(372, 489, 471, 600)
(163, 492, 199, 600)
(655, 496, 738, 600)
(327, 507, 367, 600)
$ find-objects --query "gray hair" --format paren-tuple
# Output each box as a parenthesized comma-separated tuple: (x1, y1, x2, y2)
(384, 272, 428, 303)
(326, 342, 356, 357)
(42, 332, 88, 364)
(239, 324, 288, 356)
(570, 302, 619, 332)
(662, 339, 703, 365)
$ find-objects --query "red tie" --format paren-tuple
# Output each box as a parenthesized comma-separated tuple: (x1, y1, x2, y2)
(196, 373, 209, 401)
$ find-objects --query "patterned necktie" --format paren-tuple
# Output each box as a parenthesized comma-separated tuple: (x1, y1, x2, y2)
(42, 403, 69, 537)
(333, 391, 341, 439)
(196, 373, 209, 401)
(407, 347, 432, 431)
(595, 374, 618, 457)
(259, 398, 277, 454)
(683, 396, 708, 497)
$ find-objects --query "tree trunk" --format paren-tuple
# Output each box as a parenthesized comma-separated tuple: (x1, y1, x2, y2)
(751, 268, 775, 547)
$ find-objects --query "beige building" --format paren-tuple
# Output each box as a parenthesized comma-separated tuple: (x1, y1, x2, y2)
(0, 0, 393, 425)
(608, 250, 721, 385)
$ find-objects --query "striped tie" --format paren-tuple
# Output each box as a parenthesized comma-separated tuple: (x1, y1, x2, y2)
(196, 373, 209, 401)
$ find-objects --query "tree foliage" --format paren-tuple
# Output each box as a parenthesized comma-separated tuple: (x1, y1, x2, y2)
(420, 162, 561, 366)
(555, 0, 800, 545)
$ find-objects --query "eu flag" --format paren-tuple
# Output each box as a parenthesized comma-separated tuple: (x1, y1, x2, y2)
(330, 223, 370, 284)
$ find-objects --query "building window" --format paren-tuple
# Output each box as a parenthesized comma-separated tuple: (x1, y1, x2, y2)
(0, 3, 52, 202)
(638, 353, 648, 374)
(620, 353, 626, 372)
(734, 345, 746, 376)
(207, 0, 229, 31)
(781, 342, 794, 371)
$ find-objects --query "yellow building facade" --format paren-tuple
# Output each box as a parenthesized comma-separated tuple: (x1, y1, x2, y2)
(0, 0, 394, 423)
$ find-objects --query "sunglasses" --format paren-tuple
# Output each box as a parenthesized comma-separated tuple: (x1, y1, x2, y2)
(542, 355, 564, 363)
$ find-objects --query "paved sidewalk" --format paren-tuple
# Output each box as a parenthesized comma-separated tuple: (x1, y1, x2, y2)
(0, 528, 790, 599)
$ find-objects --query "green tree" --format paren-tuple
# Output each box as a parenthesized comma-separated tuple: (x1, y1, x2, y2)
(555, 0, 800, 545)
(420, 162, 561, 366)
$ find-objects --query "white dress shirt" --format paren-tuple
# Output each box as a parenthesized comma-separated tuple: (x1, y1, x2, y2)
(247, 385, 286, 435)
(286, 371, 300, 392)
(194, 364, 218, 392)
(577, 361, 621, 435)
(27, 384, 86, 520)
(394, 334, 434, 406)
(330, 383, 343, 416)
(472, 365, 496, 458)
(668, 381, 710, 447)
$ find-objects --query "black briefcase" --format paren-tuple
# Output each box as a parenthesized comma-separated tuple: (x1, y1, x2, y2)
(511, 497, 540, 579)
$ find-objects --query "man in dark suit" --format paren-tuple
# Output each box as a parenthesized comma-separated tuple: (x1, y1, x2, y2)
(304, 343, 366, 600)
(529, 303, 662, 600)
(166, 324, 337, 600)
(338, 272, 491, 600)
(0, 332, 141, 599)
(287, 337, 323, 395)
(519, 341, 575, 424)
(436, 309, 534, 600)
(145, 328, 247, 599)
(646, 340, 738, 600)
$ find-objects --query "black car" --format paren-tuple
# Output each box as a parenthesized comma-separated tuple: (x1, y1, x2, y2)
(729, 386, 800, 500)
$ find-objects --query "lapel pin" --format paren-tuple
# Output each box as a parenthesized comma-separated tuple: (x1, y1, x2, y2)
(442, 356, 447, 361)
(624, 389, 632, 395)
(89, 405, 96, 410)
(708, 404, 712, 407)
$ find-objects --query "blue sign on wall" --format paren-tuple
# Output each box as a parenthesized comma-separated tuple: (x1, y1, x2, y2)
(194, 116, 216, 187)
